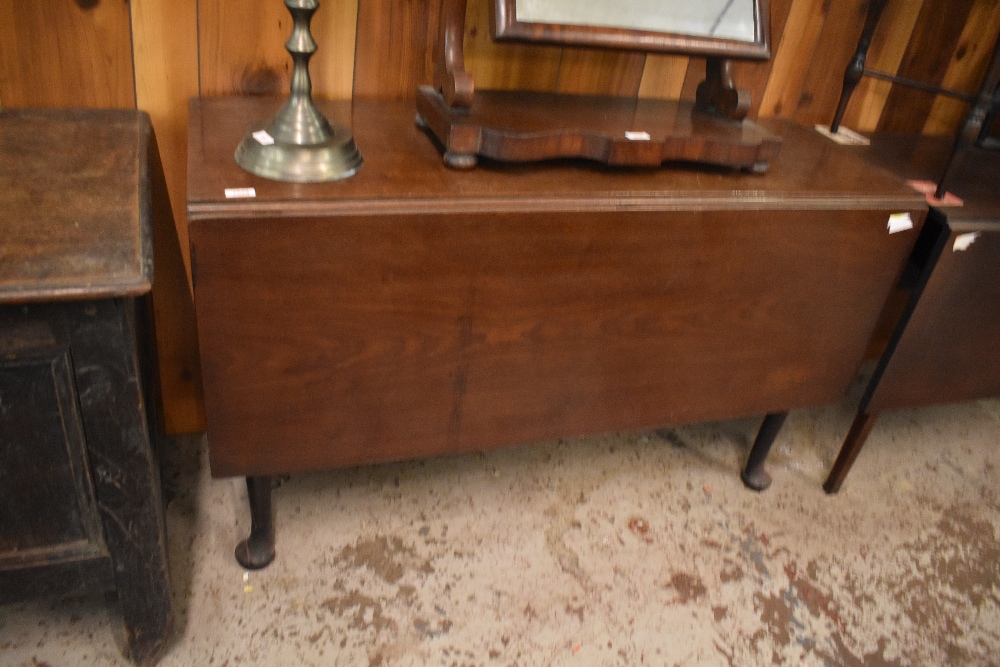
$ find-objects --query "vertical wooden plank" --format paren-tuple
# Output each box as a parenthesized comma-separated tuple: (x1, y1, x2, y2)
(638, 55, 691, 100)
(680, 58, 707, 101)
(198, 2, 288, 96)
(733, 0, 795, 116)
(556, 50, 646, 97)
(791, 0, 870, 126)
(133, 0, 206, 434)
(922, 0, 1000, 135)
(840, 0, 925, 132)
(200, 0, 357, 99)
(465, 0, 561, 92)
(313, 0, 359, 99)
(353, 0, 441, 99)
(133, 0, 199, 278)
(877, 0, 977, 133)
(0, 0, 134, 108)
(758, 0, 828, 118)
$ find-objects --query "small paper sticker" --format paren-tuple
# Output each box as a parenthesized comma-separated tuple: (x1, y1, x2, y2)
(225, 187, 257, 199)
(252, 130, 275, 146)
(953, 232, 980, 251)
(887, 212, 913, 234)
(814, 124, 870, 146)
(625, 131, 651, 141)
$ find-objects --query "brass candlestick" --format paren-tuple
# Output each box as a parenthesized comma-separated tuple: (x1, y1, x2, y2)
(235, 0, 362, 182)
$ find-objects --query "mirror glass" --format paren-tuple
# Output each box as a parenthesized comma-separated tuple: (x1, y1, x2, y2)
(514, 0, 757, 43)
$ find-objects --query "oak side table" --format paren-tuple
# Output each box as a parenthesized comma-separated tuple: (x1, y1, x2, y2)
(187, 96, 925, 568)
(0, 109, 172, 665)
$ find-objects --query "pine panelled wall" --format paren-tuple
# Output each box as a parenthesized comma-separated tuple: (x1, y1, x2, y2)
(1, 0, 997, 433)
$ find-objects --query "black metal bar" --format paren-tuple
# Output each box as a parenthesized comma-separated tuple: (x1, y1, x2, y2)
(862, 69, 976, 102)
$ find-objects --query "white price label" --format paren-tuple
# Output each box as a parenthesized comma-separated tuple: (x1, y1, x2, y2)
(887, 212, 913, 234)
(953, 232, 980, 251)
(252, 130, 275, 146)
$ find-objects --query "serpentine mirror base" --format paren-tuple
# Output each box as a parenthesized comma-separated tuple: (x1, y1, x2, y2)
(415, 87, 781, 172)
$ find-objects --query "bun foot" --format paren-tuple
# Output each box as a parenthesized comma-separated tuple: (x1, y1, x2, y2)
(741, 466, 772, 492)
(444, 151, 477, 169)
(235, 535, 275, 570)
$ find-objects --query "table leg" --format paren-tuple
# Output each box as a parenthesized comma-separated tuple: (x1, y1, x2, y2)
(73, 300, 173, 665)
(824, 411, 879, 494)
(741, 412, 789, 491)
(235, 476, 276, 569)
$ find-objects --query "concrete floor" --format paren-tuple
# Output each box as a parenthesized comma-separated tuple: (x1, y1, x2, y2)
(3, 389, 1000, 666)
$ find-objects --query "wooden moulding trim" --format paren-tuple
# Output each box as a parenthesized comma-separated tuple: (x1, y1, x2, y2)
(187, 194, 923, 221)
(0, 281, 153, 305)
(0, 539, 108, 570)
(492, 0, 771, 60)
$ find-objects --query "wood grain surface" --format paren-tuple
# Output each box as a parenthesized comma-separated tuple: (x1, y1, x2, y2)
(188, 97, 924, 477)
(878, 0, 978, 134)
(465, 0, 562, 92)
(133, 0, 206, 433)
(353, 0, 441, 99)
(638, 54, 691, 100)
(922, 0, 1000, 135)
(730, 0, 795, 117)
(868, 222, 1000, 413)
(0, 110, 151, 302)
(789, 0, 870, 124)
(188, 97, 922, 214)
(132, 0, 200, 274)
(148, 132, 206, 434)
(757, 0, 829, 118)
(556, 49, 647, 96)
(199, 0, 357, 98)
(413, 89, 781, 169)
(2, 0, 996, 433)
(0, 0, 134, 109)
(855, 135, 1000, 410)
(192, 205, 920, 478)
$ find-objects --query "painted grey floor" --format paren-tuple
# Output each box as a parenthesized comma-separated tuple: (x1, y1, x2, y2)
(3, 388, 1000, 666)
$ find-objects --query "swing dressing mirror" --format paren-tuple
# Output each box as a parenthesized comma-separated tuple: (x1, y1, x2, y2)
(415, 0, 779, 171)
(493, 0, 769, 59)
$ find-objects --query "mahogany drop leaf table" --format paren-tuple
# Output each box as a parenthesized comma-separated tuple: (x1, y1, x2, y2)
(187, 96, 925, 568)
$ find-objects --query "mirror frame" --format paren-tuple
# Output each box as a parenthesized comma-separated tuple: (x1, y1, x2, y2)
(492, 0, 770, 60)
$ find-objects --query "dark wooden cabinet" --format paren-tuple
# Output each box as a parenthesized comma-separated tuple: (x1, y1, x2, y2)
(0, 110, 171, 666)
(825, 137, 1000, 492)
(187, 96, 926, 567)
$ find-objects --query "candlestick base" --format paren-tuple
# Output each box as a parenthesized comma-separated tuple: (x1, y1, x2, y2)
(235, 115, 363, 183)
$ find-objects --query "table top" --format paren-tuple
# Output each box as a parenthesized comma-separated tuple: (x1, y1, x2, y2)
(187, 96, 923, 220)
(861, 134, 1000, 229)
(0, 109, 153, 304)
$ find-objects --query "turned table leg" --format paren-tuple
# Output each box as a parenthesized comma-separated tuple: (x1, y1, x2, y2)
(824, 411, 879, 494)
(235, 476, 276, 569)
(741, 412, 789, 491)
